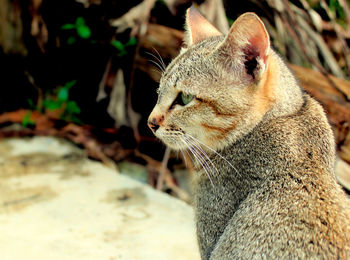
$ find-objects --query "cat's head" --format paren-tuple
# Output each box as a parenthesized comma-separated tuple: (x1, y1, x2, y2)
(148, 7, 275, 152)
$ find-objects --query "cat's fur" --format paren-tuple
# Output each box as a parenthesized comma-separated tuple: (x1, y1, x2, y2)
(148, 7, 350, 259)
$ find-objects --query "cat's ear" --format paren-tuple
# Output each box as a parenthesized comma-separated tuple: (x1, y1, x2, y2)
(218, 13, 270, 80)
(184, 6, 222, 46)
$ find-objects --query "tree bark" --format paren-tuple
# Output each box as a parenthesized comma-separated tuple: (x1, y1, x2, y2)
(0, 0, 27, 55)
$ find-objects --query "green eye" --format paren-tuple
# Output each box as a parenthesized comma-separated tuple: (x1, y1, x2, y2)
(181, 93, 194, 105)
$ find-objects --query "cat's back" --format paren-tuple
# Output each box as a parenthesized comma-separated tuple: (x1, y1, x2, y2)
(210, 94, 350, 259)
(211, 180, 350, 259)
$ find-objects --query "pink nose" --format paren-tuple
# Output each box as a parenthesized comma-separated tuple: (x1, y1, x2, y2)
(148, 115, 164, 132)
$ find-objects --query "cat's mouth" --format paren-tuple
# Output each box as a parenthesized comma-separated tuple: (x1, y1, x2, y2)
(157, 133, 187, 151)
(157, 130, 205, 153)
(152, 127, 189, 151)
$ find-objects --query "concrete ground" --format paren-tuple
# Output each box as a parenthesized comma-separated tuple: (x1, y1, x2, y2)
(0, 137, 200, 260)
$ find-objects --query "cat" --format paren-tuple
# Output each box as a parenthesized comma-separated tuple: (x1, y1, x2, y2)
(148, 6, 350, 259)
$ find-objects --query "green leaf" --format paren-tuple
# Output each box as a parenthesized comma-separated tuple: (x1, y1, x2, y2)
(111, 40, 125, 51)
(66, 101, 81, 114)
(227, 18, 235, 26)
(61, 23, 76, 30)
(67, 36, 77, 45)
(118, 50, 128, 56)
(43, 99, 62, 110)
(125, 37, 137, 46)
(76, 17, 85, 26)
(62, 114, 82, 124)
(156, 0, 166, 5)
(27, 99, 36, 109)
(111, 40, 128, 56)
(329, 0, 337, 11)
(22, 111, 35, 127)
(329, 0, 341, 14)
(328, 0, 346, 23)
(77, 25, 91, 39)
(58, 87, 69, 102)
(63, 80, 77, 90)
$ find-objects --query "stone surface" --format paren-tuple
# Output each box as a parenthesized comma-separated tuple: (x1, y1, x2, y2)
(0, 137, 200, 260)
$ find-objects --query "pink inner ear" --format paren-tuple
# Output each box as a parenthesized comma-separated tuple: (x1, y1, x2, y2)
(248, 34, 269, 63)
(186, 7, 222, 45)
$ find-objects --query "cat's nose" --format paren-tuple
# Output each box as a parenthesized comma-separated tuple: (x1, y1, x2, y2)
(148, 115, 163, 132)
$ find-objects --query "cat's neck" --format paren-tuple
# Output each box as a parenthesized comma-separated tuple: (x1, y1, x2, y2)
(263, 50, 304, 120)
(192, 119, 273, 258)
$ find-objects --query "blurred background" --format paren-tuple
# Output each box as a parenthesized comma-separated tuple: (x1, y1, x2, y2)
(2, 0, 350, 201)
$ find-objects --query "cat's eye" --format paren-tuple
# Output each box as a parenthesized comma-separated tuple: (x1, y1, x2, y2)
(180, 93, 194, 106)
(169, 92, 195, 110)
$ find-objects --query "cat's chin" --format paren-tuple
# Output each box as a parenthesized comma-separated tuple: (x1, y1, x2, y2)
(153, 131, 187, 151)
(161, 140, 185, 151)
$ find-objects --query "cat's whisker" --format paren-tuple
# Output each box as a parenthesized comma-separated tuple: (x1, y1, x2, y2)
(180, 136, 215, 187)
(185, 136, 220, 178)
(173, 141, 187, 166)
(182, 137, 226, 201)
(180, 149, 188, 168)
(185, 134, 241, 177)
(146, 51, 166, 72)
(148, 59, 165, 74)
(150, 68, 163, 79)
(162, 133, 220, 188)
(164, 134, 191, 169)
(171, 134, 214, 179)
(168, 135, 183, 150)
(191, 146, 215, 178)
(152, 47, 167, 71)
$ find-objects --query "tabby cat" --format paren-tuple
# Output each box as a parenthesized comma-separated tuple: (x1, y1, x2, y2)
(148, 7, 350, 259)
